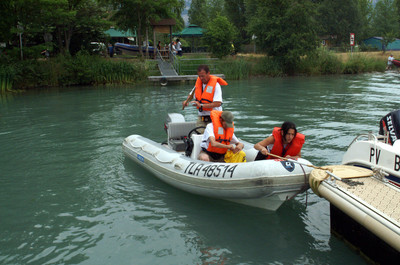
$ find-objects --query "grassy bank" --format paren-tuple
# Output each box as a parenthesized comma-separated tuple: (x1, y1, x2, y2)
(215, 49, 387, 79)
(0, 49, 390, 92)
(0, 52, 153, 91)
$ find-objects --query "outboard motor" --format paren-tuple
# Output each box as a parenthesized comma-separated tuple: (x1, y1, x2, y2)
(379, 109, 400, 145)
(164, 113, 185, 134)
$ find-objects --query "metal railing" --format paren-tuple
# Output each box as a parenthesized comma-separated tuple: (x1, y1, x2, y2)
(170, 57, 219, 75)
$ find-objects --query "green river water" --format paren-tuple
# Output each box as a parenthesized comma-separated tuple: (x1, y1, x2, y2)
(1, 72, 399, 264)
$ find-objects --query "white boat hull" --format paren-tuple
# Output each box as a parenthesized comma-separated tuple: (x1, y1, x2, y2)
(342, 134, 400, 187)
(123, 135, 312, 211)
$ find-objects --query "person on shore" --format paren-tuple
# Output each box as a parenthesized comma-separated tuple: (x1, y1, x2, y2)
(169, 41, 176, 55)
(182, 65, 228, 132)
(387, 54, 394, 70)
(176, 39, 182, 56)
(254, 121, 305, 160)
(198, 110, 245, 162)
(108, 43, 114, 58)
(41, 49, 49, 59)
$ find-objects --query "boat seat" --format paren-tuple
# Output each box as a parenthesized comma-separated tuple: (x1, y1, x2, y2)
(190, 134, 204, 160)
(167, 122, 197, 151)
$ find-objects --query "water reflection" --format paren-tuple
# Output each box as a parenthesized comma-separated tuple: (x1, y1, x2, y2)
(1, 72, 397, 264)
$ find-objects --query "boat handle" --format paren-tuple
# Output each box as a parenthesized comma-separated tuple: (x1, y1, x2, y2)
(174, 163, 183, 170)
(131, 143, 144, 148)
(154, 155, 179, 164)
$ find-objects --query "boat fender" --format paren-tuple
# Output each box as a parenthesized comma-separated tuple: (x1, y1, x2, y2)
(160, 77, 168, 86)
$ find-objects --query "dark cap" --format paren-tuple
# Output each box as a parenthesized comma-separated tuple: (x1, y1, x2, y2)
(221, 111, 234, 128)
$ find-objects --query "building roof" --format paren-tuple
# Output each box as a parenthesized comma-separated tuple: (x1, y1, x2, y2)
(105, 28, 136, 37)
(173, 24, 204, 37)
(364, 36, 400, 41)
(362, 36, 400, 51)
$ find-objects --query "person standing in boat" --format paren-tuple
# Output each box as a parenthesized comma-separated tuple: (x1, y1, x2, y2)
(198, 110, 245, 162)
(254, 121, 305, 160)
(182, 65, 228, 132)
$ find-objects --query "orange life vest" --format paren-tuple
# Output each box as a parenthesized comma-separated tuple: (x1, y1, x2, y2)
(267, 127, 305, 159)
(207, 110, 234, 154)
(195, 75, 228, 111)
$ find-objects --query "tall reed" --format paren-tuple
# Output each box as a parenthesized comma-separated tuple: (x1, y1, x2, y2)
(298, 48, 343, 75)
(0, 65, 15, 93)
(217, 58, 251, 79)
(343, 54, 386, 74)
(91, 59, 147, 84)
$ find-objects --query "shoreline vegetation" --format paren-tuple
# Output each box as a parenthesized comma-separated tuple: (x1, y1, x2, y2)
(0, 49, 395, 93)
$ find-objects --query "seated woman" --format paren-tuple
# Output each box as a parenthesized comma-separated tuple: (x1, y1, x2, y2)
(254, 121, 305, 160)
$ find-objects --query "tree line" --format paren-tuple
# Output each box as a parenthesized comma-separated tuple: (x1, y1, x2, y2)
(190, 0, 399, 71)
(0, 0, 185, 58)
(0, 0, 398, 72)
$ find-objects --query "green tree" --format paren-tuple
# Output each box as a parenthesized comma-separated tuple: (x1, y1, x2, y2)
(204, 15, 237, 58)
(396, 0, 400, 26)
(46, 0, 109, 54)
(316, 0, 363, 46)
(0, 1, 17, 44)
(247, 0, 319, 74)
(0, 0, 109, 56)
(111, 0, 184, 57)
(0, 1, 47, 51)
(224, 0, 249, 50)
(188, 0, 207, 27)
(356, 0, 374, 43)
(372, 0, 399, 51)
(188, 0, 224, 28)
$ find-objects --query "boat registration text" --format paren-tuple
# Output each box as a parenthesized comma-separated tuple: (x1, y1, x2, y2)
(370, 148, 400, 171)
(184, 162, 238, 178)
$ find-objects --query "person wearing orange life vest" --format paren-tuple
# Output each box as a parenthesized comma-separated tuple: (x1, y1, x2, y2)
(198, 110, 244, 162)
(254, 121, 305, 160)
(182, 65, 228, 133)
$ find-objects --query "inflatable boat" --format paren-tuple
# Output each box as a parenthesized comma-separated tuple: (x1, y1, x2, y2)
(114, 42, 155, 55)
(392, 59, 400, 67)
(122, 113, 313, 211)
(342, 109, 400, 187)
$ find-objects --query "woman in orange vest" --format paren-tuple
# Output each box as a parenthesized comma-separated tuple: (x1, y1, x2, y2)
(254, 121, 305, 160)
(199, 110, 244, 162)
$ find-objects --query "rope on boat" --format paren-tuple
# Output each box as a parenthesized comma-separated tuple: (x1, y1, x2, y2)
(309, 165, 373, 197)
(266, 153, 332, 171)
(264, 153, 375, 196)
